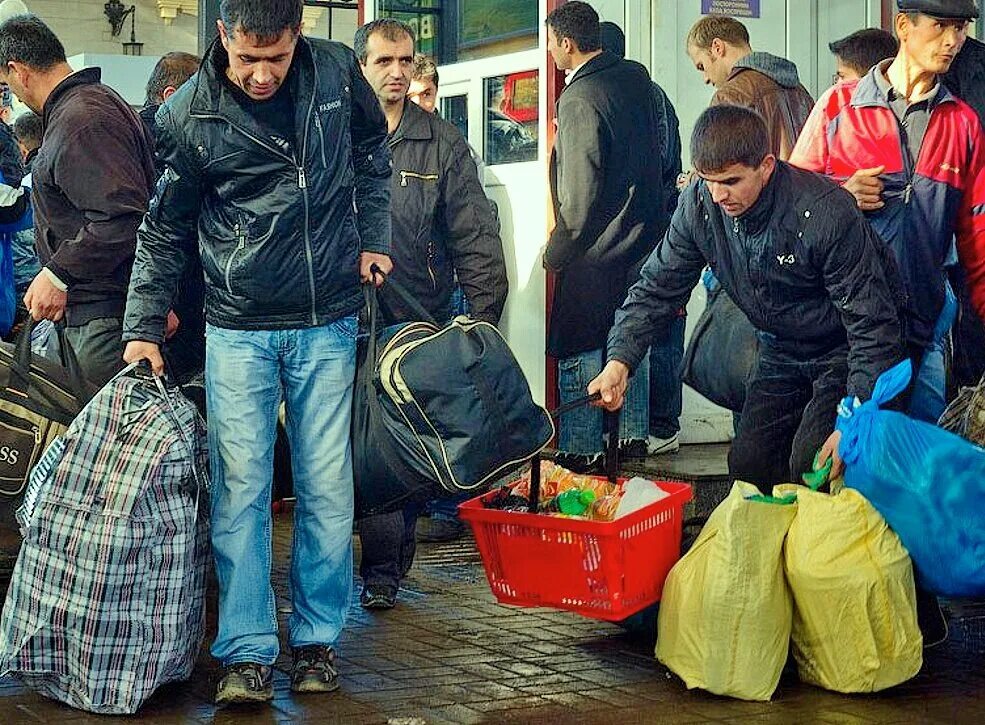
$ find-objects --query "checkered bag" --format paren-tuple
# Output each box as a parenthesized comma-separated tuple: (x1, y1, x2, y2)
(0, 365, 210, 714)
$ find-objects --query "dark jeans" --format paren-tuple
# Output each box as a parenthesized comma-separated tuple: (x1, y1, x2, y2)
(63, 316, 126, 387)
(649, 315, 685, 439)
(728, 342, 849, 493)
(358, 505, 420, 591)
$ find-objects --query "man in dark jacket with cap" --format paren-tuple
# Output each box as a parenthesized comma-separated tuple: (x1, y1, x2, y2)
(545, 1, 669, 470)
(590, 105, 906, 493)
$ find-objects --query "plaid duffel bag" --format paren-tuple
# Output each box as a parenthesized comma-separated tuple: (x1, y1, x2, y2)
(0, 364, 210, 714)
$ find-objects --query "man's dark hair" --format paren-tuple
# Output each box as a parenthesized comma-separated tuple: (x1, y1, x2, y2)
(145, 51, 200, 105)
(546, 1, 601, 54)
(829, 28, 898, 77)
(12, 110, 41, 151)
(691, 105, 769, 173)
(219, 0, 302, 41)
(353, 18, 415, 64)
(0, 14, 66, 71)
(599, 21, 625, 58)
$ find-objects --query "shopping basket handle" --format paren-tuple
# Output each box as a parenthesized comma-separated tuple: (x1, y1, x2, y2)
(550, 392, 602, 418)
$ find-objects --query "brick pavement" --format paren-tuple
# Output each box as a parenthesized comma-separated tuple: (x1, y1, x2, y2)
(1, 468, 984, 723)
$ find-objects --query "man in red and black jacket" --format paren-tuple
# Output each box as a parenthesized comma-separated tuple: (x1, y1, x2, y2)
(791, 0, 985, 422)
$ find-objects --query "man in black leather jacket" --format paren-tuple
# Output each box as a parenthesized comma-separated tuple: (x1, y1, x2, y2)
(352, 18, 507, 611)
(590, 105, 906, 492)
(122, 0, 392, 706)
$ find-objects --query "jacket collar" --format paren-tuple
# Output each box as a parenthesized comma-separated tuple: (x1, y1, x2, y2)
(565, 51, 620, 87)
(390, 100, 434, 145)
(189, 35, 316, 152)
(852, 59, 956, 110)
(42, 67, 101, 129)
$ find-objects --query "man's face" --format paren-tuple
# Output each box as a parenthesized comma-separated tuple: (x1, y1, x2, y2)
(0, 68, 36, 114)
(547, 28, 573, 71)
(361, 32, 414, 106)
(687, 43, 729, 88)
(699, 158, 776, 218)
(219, 22, 298, 101)
(834, 57, 862, 83)
(408, 77, 437, 113)
(899, 13, 969, 75)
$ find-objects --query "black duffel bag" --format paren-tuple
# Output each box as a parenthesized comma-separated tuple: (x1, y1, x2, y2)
(352, 271, 554, 518)
(0, 319, 96, 588)
(681, 284, 759, 413)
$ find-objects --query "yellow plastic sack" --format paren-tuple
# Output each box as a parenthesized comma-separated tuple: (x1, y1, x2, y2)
(780, 484, 923, 693)
(655, 482, 796, 701)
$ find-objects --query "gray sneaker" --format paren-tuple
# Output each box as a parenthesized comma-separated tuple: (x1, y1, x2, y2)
(291, 645, 340, 693)
(215, 662, 273, 704)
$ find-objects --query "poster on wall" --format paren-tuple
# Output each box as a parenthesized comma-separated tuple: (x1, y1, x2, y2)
(701, 0, 761, 18)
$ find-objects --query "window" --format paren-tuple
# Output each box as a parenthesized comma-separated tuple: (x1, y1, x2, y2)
(484, 71, 538, 165)
(377, 1, 537, 64)
(440, 94, 468, 139)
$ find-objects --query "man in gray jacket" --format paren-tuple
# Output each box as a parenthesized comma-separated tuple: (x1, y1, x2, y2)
(353, 18, 506, 610)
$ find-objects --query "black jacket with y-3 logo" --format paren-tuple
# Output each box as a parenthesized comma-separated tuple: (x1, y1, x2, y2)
(384, 101, 507, 325)
(123, 36, 391, 340)
(607, 162, 906, 401)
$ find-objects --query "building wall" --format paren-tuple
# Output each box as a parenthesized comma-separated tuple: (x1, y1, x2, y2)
(27, 0, 197, 57)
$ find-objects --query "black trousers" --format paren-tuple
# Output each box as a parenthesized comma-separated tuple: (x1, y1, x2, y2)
(728, 342, 850, 494)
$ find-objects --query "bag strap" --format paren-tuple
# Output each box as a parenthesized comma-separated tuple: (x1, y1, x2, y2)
(8, 317, 89, 401)
(370, 263, 440, 327)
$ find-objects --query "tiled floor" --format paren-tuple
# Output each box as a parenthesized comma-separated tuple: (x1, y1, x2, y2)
(1, 447, 983, 724)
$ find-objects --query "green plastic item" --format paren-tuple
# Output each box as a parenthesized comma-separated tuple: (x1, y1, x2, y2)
(557, 489, 597, 516)
(801, 451, 833, 490)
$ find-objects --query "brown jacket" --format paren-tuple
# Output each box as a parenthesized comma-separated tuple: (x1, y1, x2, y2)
(711, 52, 814, 161)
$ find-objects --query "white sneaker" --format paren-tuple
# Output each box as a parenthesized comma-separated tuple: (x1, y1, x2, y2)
(647, 433, 680, 456)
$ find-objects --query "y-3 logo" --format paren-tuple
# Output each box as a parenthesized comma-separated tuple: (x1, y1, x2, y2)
(777, 254, 796, 266)
(0, 446, 20, 466)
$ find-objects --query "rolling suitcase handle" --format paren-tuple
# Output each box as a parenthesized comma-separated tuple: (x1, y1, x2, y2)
(528, 393, 621, 513)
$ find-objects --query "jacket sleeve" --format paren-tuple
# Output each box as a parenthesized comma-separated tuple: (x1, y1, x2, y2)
(955, 124, 985, 323)
(348, 51, 392, 256)
(44, 122, 150, 288)
(544, 96, 609, 271)
(442, 132, 508, 324)
(606, 200, 705, 372)
(0, 182, 27, 225)
(123, 104, 200, 346)
(817, 205, 904, 400)
(788, 92, 833, 173)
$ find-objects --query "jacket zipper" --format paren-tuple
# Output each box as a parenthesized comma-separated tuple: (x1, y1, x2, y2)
(299, 72, 318, 326)
(399, 170, 439, 187)
(315, 114, 328, 169)
(426, 241, 437, 291)
(224, 219, 247, 295)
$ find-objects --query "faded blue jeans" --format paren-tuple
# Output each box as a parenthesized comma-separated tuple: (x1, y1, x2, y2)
(557, 348, 650, 456)
(909, 283, 959, 424)
(206, 317, 358, 666)
(650, 316, 686, 439)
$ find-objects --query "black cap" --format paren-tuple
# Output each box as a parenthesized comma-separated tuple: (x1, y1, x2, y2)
(897, 0, 980, 19)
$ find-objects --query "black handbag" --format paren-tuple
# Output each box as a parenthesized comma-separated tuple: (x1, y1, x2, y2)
(681, 286, 759, 413)
(352, 271, 554, 518)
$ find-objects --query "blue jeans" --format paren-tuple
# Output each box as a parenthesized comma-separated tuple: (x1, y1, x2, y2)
(557, 348, 649, 456)
(206, 317, 358, 666)
(650, 316, 685, 439)
(909, 284, 958, 424)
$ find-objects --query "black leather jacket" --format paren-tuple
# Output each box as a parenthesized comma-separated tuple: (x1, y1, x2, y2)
(608, 162, 906, 401)
(123, 36, 391, 342)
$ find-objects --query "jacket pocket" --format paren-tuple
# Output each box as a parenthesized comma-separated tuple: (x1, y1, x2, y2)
(223, 216, 249, 296)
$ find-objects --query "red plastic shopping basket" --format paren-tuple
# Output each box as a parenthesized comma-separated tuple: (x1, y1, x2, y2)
(459, 478, 692, 621)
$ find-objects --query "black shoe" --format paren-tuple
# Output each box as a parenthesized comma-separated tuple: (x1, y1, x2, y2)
(214, 662, 273, 704)
(291, 645, 340, 693)
(618, 438, 649, 459)
(416, 517, 466, 543)
(360, 584, 397, 610)
(553, 451, 604, 474)
(916, 587, 949, 648)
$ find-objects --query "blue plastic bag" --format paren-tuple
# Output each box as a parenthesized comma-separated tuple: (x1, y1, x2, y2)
(838, 360, 985, 597)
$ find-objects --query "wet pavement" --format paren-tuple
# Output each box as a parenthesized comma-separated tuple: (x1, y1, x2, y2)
(1, 445, 984, 724)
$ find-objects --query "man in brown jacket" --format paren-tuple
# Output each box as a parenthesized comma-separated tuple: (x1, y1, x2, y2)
(686, 14, 814, 160)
